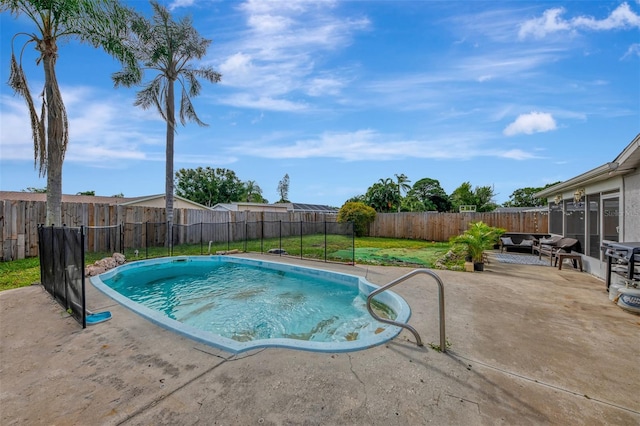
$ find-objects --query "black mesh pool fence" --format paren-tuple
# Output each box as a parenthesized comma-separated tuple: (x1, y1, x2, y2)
(37, 225, 86, 328)
(87, 220, 354, 263)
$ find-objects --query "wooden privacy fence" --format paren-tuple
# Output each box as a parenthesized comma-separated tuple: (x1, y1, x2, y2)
(1, 199, 548, 261)
(368, 212, 548, 241)
(0, 200, 338, 261)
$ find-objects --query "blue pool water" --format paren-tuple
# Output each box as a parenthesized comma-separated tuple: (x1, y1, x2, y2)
(90, 256, 411, 353)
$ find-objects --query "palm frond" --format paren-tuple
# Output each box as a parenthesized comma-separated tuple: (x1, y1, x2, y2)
(179, 88, 206, 127)
(9, 52, 46, 174)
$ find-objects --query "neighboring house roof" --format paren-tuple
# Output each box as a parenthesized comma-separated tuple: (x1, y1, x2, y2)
(212, 202, 290, 212)
(0, 191, 136, 205)
(118, 194, 211, 210)
(0, 191, 211, 210)
(212, 202, 338, 214)
(291, 203, 339, 213)
(535, 133, 640, 198)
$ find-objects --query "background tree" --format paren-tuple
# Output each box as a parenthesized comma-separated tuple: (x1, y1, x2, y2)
(409, 178, 451, 212)
(4, 0, 135, 225)
(364, 178, 400, 212)
(399, 194, 425, 212)
(243, 180, 265, 203)
(345, 194, 365, 204)
(394, 173, 411, 212)
(503, 182, 561, 207)
(76, 190, 95, 196)
(337, 202, 376, 237)
(175, 167, 244, 206)
(450, 181, 497, 212)
(113, 1, 221, 226)
(277, 173, 290, 203)
(22, 187, 47, 193)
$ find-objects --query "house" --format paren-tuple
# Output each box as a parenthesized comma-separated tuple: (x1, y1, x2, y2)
(212, 202, 338, 214)
(0, 192, 212, 210)
(535, 133, 640, 279)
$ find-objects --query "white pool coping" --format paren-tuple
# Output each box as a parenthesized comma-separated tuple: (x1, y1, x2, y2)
(90, 256, 411, 353)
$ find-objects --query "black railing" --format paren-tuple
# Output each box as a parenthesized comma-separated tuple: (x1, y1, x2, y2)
(87, 220, 354, 265)
(38, 225, 86, 328)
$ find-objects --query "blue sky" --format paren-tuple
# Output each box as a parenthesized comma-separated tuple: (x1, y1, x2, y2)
(1, 0, 639, 206)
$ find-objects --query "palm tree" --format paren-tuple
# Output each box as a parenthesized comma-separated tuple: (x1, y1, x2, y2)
(394, 173, 411, 212)
(3, 0, 135, 226)
(245, 180, 262, 202)
(113, 1, 221, 227)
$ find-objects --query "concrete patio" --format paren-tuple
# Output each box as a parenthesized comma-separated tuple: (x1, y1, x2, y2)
(1, 253, 638, 425)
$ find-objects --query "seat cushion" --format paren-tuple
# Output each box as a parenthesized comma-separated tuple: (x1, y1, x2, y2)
(501, 237, 514, 246)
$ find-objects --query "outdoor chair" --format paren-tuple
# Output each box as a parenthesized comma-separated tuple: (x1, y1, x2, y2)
(536, 237, 579, 266)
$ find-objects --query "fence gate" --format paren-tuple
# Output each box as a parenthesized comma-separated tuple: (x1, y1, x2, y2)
(37, 225, 87, 328)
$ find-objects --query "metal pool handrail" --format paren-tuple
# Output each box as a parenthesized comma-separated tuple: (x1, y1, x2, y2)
(366, 268, 446, 352)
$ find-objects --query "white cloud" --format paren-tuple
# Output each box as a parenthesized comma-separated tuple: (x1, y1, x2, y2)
(306, 77, 344, 96)
(0, 87, 162, 164)
(219, 93, 308, 111)
(498, 149, 540, 160)
(228, 129, 535, 162)
(518, 8, 571, 39)
(503, 112, 557, 136)
(168, 0, 196, 11)
(572, 3, 640, 31)
(209, 0, 369, 111)
(622, 43, 640, 59)
(519, 3, 640, 39)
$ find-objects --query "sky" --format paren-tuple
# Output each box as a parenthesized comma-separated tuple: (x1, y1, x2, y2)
(1, 0, 639, 207)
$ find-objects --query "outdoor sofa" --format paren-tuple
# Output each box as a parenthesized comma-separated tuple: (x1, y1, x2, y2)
(499, 233, 542, 253)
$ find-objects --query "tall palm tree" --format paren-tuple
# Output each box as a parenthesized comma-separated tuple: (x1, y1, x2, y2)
(3, 0, 135, 226)
(113, 1, 221, 227)
(394, 173, 411, 212)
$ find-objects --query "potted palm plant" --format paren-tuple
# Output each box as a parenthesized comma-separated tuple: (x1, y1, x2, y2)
(451, 222, 505, 271)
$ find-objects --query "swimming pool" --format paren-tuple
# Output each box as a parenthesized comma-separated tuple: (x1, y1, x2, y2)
(90, 256, 411, 353)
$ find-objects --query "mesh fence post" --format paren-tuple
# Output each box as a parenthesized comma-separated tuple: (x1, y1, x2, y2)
(324, 221, 327, 263)
(145, 221, 149, 259)
(351, 222, 355, 265)
(300, 220, 303, 259)
(279, 220, 282, 254)
(81, 226, 87, 329)
(62, 225, 68, 307)
(169, 221, 172, 257)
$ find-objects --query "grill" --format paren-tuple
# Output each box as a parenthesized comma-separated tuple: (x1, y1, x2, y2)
(602, 242, 640, 290)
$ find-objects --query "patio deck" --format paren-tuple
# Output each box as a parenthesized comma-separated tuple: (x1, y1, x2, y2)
(1, 253, 638, 425)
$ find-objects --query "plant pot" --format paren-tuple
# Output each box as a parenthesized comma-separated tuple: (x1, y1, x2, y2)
(473, 262, 484, 271)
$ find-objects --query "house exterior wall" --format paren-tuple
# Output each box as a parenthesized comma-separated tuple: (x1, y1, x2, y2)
(126, 197, 209, 210)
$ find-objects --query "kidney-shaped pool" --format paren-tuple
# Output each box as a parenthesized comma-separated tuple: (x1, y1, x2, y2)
(90, 256, 411, 353)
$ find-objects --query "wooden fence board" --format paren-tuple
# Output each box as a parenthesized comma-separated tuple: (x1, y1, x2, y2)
(0, 200, 548, 261)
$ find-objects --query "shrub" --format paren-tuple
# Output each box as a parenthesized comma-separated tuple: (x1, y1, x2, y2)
(450, 221, 505, 263)
(337, 202, 376, 237)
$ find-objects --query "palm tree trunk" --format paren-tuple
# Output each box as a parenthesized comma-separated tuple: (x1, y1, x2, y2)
(165, 78, 176, 229)
(42, 40, 65, 226)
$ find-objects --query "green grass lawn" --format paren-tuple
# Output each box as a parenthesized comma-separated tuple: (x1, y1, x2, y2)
(0, 237, 456, 292)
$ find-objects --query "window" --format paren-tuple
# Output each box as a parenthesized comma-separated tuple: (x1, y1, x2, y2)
(564, 200, 584, 253)
(549, 203, 563, 235)
(587, 194, 600, 258)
